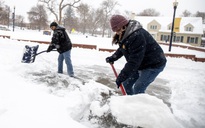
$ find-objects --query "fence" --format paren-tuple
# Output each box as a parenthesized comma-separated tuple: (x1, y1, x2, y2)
(1, 35, 205, 62)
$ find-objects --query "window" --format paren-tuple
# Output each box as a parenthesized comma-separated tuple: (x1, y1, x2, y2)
(187, 37, 198, 44)
(187, 37, 190, 42)
(181, 36, 184, 42)
(172, 36, 183, 43)
(186, 27, 192, 31)
(161, 35, 169, 42)
(150, 25, 157, 30)
(160, 35, 163, 40)
(195, 37, 198, 44)
(190, 38, 195, 43)
(176, 36, 181, 42)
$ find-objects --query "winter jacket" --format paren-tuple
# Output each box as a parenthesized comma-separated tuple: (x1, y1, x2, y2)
(111, 20, 167, 82)
(50, 26, 72, 54)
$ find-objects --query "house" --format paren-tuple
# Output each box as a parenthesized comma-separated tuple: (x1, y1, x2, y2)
(133, 16, 204, 47)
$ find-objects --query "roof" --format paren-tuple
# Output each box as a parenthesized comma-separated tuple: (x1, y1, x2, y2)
(134, 16, 203, 34)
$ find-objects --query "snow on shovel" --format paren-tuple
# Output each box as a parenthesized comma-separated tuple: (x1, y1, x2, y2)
(21, 45, 56, 63)
(21, 45, 40, 63)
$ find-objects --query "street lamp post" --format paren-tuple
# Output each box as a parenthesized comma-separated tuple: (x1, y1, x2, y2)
(169, 0, 178, 52)
(12, 6, 15, 32)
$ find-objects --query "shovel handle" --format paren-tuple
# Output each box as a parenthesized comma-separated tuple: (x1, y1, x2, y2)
(35, 50, 57, 56)
(35, 50, 47, 56)
(110, 64, 126, 95)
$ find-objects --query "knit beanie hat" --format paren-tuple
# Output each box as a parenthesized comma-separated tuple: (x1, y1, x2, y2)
(50, 22, 58, 28)
(110, 15, 129, 32)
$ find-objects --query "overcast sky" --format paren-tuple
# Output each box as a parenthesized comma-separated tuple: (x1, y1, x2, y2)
(4, 0, 205, 22)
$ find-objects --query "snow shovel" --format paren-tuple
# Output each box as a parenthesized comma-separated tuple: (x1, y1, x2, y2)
(110, 64, 127, 95)
(21, 45, 56, 63)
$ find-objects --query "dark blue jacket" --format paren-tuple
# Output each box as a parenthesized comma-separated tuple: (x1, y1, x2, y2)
(111, 20, 167, 82)
(50, 26, 72, 54)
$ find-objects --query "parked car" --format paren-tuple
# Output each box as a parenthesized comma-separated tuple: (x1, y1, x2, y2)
(0, 26, 11, 31)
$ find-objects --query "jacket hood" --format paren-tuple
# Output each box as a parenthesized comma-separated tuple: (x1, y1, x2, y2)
(121, 20, 142, 41)
(55, 25, 65, 31)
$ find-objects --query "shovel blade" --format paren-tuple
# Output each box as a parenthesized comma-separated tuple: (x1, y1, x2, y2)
(21, 45, 39, 63)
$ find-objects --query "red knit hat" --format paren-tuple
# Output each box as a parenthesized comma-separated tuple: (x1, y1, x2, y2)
(110, 15, 129, 32)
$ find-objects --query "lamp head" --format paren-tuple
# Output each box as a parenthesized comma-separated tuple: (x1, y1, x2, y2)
(173, 0, 178, 7)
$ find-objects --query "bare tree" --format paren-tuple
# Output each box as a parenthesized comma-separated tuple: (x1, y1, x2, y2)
(0, 0, 3, 11)
(100, 0, 118, 37)
(64, 5, 77, 33)
(38, 0, 80, 24)
(15, 15, 25, 29)
(27, 4, 48, 30)
(181, 10, 191, 17)
(88, 8, 104, 36)
(0, 2, 10, 26)
(76, 3, 90, 34)
(194, 11, 205, 23)
(137, 8, 160, 16)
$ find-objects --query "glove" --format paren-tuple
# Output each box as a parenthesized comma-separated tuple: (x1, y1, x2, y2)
(115, 78, 122, 88)
(47, 46, 53, 52)
(115, 72, 128, 88)
(106, 56, 114, 64)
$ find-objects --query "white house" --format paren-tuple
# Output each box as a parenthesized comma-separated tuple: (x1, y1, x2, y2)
(134, 16, 204, 47)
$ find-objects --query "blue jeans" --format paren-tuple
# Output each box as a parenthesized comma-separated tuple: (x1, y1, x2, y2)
(58, 50, 74, 76)
(122, 64, 165, 95)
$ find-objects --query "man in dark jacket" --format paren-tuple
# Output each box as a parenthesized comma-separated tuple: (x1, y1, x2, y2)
(47, 22, 74, 77)
(106, 15, 167, 95)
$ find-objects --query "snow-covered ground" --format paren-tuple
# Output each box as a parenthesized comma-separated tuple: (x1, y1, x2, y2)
(0, 29, 205, 128)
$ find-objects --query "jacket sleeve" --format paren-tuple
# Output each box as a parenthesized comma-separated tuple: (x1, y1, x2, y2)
(111, 48, 123, 61)
(118, 31, 146, 82)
